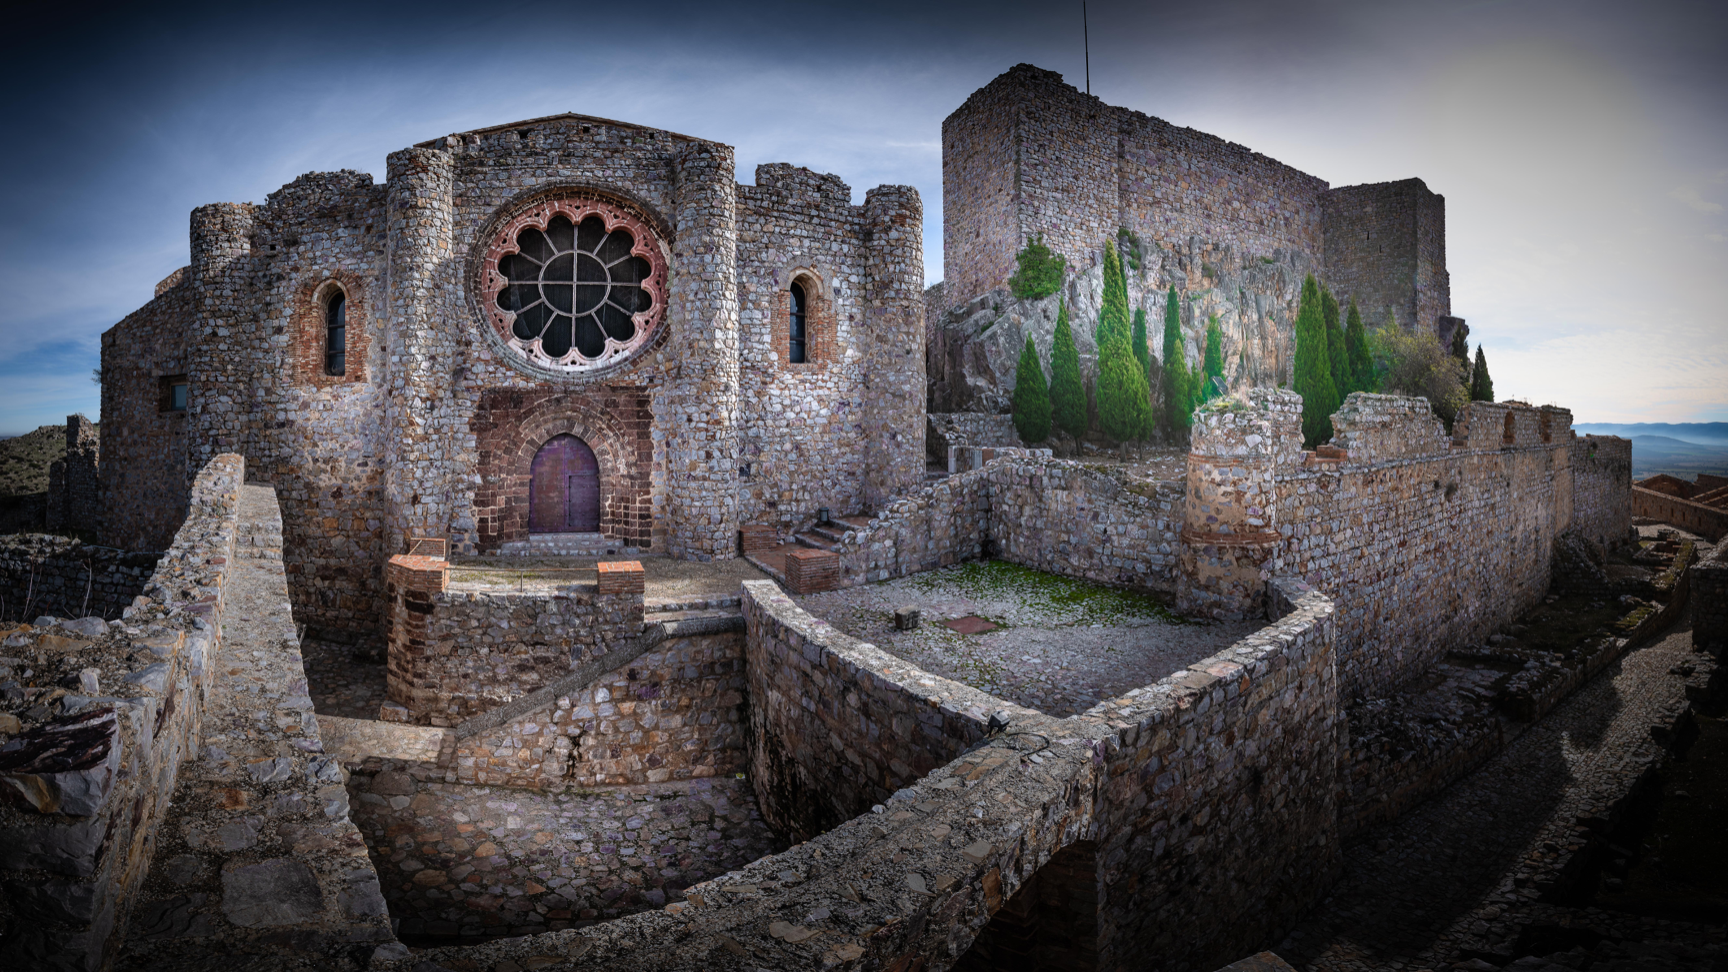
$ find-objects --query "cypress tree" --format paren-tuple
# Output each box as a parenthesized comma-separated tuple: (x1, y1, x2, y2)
(1160, 286, 1192, 436)
(1322, 287, 1347, 398)
(1450, 326, 1469, 363)
(1201, 315, 1225, 402)
(1293, 274, 1338, 447)
(1096, 240, 1130, 350)
(1470, 345, 1495, 402)
(1049, 299, 1087, 439)
(1131, 307, 1151, 383)
(1097, 315, 1154, 449)
(1344, 298, 1372, 394)
(1010, 335, 1052, 444)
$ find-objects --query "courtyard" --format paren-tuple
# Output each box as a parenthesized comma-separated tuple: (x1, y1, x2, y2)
(793, 559, 1259, 717)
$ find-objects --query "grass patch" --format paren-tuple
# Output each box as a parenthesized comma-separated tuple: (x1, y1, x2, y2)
(909, 559, 1188, 627)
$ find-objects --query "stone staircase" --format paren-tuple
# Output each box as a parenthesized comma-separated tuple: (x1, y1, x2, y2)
(793, 514, 871, 553)
(495, 532, 643, 558)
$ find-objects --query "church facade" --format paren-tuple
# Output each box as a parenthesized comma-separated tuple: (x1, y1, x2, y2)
(99, 114, 926, 639)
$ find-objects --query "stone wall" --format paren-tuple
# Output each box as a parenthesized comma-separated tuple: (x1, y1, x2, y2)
(0, 455, 242, 970)
(1320, 179, 1452, 335)
(1570, 434, 1633, 549)
(385, 571, 643, 727)
(1631, 486, 1728, 542)
(383, 569, 1342, 972)
(0, 535, 159, 623)
(1093, 579, 1341, 970)
(99, 275, 193, 553)
(1186, 391, 1585, 699)
(926, 412, 1022, 465)
(741, 580, 1040, 842)
(1694, 541, 1727, 651)
(46, 416, 101, 537)
(442, 630, 747, 789)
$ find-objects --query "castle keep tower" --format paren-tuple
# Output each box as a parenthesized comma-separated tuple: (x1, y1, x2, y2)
(941, 64, 1461, 351)
(100, 113, 925, 641)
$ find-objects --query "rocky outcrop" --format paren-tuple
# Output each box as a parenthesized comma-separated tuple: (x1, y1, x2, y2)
(926, 236, 1318, 419)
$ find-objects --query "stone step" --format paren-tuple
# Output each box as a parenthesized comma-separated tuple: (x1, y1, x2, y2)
(794, 532, 839, 552)
(496, 533, 643, 558)
(805, 523, 849, 544)
(645, 594, 742, 614)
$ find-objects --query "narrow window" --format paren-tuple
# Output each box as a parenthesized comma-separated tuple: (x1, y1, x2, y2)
(170, 380, 188, 411)
(324, 291, 347, 376)
(788, 282, 807, 364)
(160, 374, 189, 412)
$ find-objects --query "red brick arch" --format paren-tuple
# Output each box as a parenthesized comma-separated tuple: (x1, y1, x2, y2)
(470, 388, 655, 551)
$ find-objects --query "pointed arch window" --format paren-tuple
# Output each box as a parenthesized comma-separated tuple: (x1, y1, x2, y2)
(324, 291, 347, 376)
(788, 282, 808, 364)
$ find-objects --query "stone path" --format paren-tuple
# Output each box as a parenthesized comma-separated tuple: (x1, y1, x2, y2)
(796, 560, 1256, 717)
(1280, 612, 1724, 972)
(345, 769, 785, 945)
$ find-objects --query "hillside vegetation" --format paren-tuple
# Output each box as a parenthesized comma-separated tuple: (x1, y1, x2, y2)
(0, 424, 69, 499)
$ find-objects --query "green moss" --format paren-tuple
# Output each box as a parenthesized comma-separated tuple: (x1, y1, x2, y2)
(909, 559, 1189, 627)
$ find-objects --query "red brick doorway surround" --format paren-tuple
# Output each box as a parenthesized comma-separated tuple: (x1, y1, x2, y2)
(470, 388, 654, 551)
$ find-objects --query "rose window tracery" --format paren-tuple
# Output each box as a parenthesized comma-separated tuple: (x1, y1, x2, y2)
(480, 197, 667, 374)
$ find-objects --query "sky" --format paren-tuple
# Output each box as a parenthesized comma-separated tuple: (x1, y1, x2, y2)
(0, 0, 1722, 435)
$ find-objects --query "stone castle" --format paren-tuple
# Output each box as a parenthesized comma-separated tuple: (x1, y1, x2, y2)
(1, 64, 1713, 972)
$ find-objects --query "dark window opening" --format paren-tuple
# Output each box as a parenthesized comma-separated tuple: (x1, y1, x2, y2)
(325, 291, 347, 376)
(788, 282, 808, 364)
(160, 375, 189, 413)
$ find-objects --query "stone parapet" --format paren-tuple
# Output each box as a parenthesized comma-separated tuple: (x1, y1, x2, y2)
(0, 536, 160, 623)
(0, 454, 244, 971)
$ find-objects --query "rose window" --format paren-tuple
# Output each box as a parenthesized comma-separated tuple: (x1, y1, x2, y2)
(481, 197, 667, 373)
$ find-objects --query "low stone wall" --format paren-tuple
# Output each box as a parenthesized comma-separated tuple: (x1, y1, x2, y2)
(0, 455, 242, 971)
(823, 455, 1182, 593)
(1693, 541, 1726, 651)
(1631, 486, 1728, 542)
(0, 535, 160, 624)
(383, 570, 1342, 972)
(742, 579, 1040, 841)
(1092, 579, 1341, 969)
(386, 576, 643, 727)
(989, 460, 1184, 592)
(445, 629, 748, 789)
(926, 412, 1022, 466)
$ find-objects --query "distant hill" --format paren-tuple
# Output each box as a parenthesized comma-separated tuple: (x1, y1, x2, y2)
(1574, 422, 1728, 445)
(1618, 434, 1728, 481)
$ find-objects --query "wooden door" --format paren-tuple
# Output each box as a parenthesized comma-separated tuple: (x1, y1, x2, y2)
(529, 434, 600, 533)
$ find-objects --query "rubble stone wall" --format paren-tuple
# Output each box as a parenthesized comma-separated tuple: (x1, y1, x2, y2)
(1631, 486, 1728, 542)
(1694, 541, 1727, 650)
(443, 630, 747, 788)
(0, 536, 160, 623)
(741, 580, 1039, 842)
(987, 460, 1184, 592)
(387, 582, 642, 727)
(1570, 434, 1633, 549)
(1094, 580, 1340, 971)
(46, 416, 101, 537)
(0, 455, 242, 971)
(1320, 179, 1451, 334)
(99, 277, 194, 552)
(1275, 396, 1577, 698)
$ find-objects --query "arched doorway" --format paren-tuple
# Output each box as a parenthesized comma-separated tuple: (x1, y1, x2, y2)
(529, 434, 601, 533)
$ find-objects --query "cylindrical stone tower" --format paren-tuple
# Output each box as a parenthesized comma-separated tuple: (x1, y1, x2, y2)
(1176, 388, 1302, 619)
(861, 185, 927, 510)
(383, 147, 457, 558)
(187, 201, 256, 479)
(660, 140, 742, 559)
